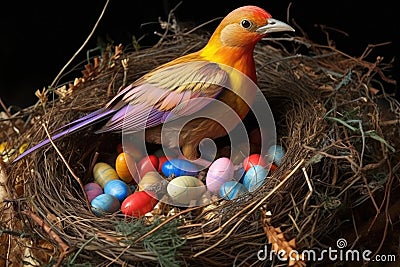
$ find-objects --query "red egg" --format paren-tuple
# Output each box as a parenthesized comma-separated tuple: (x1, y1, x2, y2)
(138, 155, 159, 178)
(121, 191, 158, 218)
(158, 155, 168, 172)
(84, 182, 103, 202)
(243, 154, 267, 172)
(115, 152, 138, 184)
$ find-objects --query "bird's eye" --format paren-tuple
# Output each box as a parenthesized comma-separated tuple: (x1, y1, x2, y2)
(240, 19, 252, 29)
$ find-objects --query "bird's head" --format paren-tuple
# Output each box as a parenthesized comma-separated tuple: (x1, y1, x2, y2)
(207, 5, 294, 49)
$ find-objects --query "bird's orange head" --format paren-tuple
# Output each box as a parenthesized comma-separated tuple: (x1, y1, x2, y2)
(200, 5, 294, 78)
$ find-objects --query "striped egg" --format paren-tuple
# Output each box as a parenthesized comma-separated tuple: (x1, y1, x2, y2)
(167, 176, 206, 205)
(219, 181, 248, 200)
(121, 191, 158, 218)
(104, 179, 132, 202)
(93, 162, 119, 188)
(161, 159, 199, 177)
(115, 152, 138, 183)
(84, 182, 103, 202)
(206, 157, 234, 194)
(242, 165, 267, 192)
(91, 194, 120, 216)
(138, 171, 164, 192)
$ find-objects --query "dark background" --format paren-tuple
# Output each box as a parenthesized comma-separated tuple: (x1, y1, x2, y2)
(1, 0, 398, 109)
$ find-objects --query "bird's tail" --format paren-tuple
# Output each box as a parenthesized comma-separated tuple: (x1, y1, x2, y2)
(12, 108, 116, 163)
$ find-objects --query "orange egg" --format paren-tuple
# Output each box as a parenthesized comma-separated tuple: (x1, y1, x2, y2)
(115, 152, 138, 183)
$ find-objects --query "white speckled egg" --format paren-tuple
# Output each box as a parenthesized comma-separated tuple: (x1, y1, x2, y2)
(138, 171, 164, 191)
(219, 181, 248, 200)
(206, 157, 234, 194)
(167, 176, 206, 205)
(242, 165, 267, 192)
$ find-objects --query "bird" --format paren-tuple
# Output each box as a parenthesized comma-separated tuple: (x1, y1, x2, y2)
(13, 5, 294, 163)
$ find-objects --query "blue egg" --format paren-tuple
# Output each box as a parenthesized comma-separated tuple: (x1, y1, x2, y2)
(161, 159, 199, 177)
(219, 181, 248, 200)
(104, 179, 132, 202)
(242, 165, 267, 192)
(267, 145, 285, 166)
(91, 194, 120, 216)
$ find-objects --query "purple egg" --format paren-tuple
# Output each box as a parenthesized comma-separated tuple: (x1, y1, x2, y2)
(84, 182, 103, 202)
(206, 157, 234, 194)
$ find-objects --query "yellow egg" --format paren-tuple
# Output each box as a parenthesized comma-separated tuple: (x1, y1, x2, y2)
(138, 171, 163, 191)
(115, 152, 138, 183)
(167, 176, 206, 205)
(93, 162, 119, 188)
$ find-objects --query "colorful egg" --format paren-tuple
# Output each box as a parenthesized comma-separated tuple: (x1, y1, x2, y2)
(242, 165, 267, 192)
(267, 145, 285, 166)
(161, 159, 199, 177)
(91, 194, 120, 216)
(121, 191, 158, 218)
(138, 171, 164, 191)
(93, 162, 119, 188)
(138, 155, 159, 178)
(243, 154, 267, 172)
(115, 152, 138, 183)
(104, 179, 132, 202)
(167, 176, 206, 205)
(84, 182, 103, 202)
(219, 181, 248, 200)
(206, 157, 234, 194)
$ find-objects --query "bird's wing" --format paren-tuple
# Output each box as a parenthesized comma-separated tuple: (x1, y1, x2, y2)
(97, 60, 229, 133)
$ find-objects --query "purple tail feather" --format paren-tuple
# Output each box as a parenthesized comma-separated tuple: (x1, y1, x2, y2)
(12, 108, 116, 163)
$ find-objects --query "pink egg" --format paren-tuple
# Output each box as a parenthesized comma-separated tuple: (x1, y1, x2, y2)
(206, 157, 234, 194)
(84, 182, 103, 202)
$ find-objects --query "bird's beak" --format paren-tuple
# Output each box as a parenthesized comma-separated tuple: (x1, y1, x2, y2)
(256, 18, 295, 34)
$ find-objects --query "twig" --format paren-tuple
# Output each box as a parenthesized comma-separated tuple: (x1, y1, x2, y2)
(183, 17, 223, 35)
(50, 0, 110, 88)
(22, 210, 69, 267)
(41, 123, 91, 211)
(301, 167, 313, 213)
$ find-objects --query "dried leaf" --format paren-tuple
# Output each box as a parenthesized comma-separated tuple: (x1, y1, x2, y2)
(261, 208, 306, 267)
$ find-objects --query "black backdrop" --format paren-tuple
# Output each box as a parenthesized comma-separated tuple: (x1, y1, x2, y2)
(1, 0, 398, 109)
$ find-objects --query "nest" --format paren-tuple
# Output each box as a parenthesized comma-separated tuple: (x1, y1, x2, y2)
(1, 23, 399, 267)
